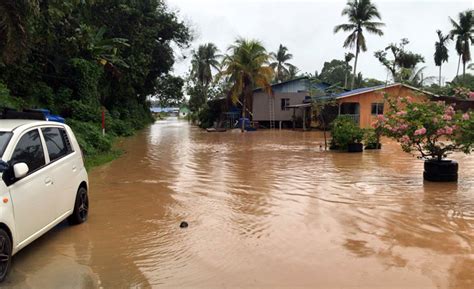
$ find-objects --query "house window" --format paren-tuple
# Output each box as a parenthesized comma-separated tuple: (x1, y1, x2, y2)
(371, 103, 384, 115)
(281, 98, 290, 111)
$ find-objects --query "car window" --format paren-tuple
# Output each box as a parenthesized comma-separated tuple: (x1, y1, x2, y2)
(41, 127, 72, 162)
(11, 129, 45, 172)
(0, 132, 12, 158)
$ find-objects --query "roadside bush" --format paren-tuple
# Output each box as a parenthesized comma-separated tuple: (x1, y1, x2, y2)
(0, 82, 24, 109)
(67, 119, 112, 155)
(331, 116, 364, 149)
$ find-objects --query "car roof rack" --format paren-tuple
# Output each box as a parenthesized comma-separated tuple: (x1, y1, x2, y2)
(0, 107, 47, 121)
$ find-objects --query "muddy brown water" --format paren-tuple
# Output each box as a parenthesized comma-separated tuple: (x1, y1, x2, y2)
(1, 118, 474, 289)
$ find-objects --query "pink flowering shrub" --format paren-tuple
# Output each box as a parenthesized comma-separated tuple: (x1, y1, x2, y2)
(373, 96, 474, 161)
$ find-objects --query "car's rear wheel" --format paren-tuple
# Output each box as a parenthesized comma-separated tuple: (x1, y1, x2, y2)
(0, 229, 12, 282)
(68, 187, 89, 225)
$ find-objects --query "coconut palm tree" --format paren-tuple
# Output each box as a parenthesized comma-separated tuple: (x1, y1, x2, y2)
(0, 0, 38, 63)
(191, 43, 220, 87)
(287, 64, 300, 80)
(334, 0, 384, 90)
(221, 38, 273, 132)
(270, 44, 294, 83)
(449, 10, 474, 81)
(344, 52, 354, 88)
(434, 30, 450, 86)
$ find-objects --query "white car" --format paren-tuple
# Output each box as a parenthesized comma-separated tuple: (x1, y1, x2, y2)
(0, 119, 89, 281)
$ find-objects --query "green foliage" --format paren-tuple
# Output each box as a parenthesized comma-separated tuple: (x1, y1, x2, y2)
(318, 59, 350, 87)
(0, 81, 23, 109)
(331, 116, 364, 149)
(363, 128, 379, 146)
(0, 0, 190, 168)
(67, 119, 113, 155)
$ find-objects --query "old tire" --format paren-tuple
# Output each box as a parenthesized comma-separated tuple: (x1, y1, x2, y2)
(423, 160, 458, 182)
(347, 143, 363, 153)
(68, 187, 89, 225)
(0, 229, 12, 282)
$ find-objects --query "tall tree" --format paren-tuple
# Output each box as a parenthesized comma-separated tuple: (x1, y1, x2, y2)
(334, 0, 384, 89)
(374, 38, 425, 84)
(434, 30, 450, 86)
(344, 52, 355, 88)
(270, 44, 294, 83)
(221, 38, 273, 132)
(0, 0, 38, 64)
(191, 43, 220, 87)
(449, 10, 474, 81)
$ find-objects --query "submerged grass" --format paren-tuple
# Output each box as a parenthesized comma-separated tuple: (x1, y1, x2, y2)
(84, 149, 123, 171)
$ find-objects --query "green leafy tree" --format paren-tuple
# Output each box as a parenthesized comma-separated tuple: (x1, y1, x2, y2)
(318, 59, 351, 87)
(221, 38, 273, 132)
(434, 30, 450, 87)
(270, 44, 294, 83)
(334, 0, 384, 89)
(374, 38, 425, 86)
(449, 10, 473, 81)
(0, 0, 40, 64)
(344, 52, 355, 88)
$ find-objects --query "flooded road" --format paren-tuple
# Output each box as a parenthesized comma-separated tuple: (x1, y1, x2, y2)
(2, 118, 474, 288)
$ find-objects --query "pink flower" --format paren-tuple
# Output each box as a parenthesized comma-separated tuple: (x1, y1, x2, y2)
(414, 127, 427, 136)
(400, 135, 410, 144)
(462, 113, 470, 120)
(437, 128, 445, 135)
(396, 111, 407, 116)
(406, 96, 413, 102)
(444, 126, 453, 135)
(376, 114, 387, 122)
(442, 114, 452, 121)
(445, 106, 455, 116)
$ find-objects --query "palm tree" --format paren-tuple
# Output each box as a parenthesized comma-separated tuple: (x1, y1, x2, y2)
(270, 44, 294, 83)
(191, 43, 220, 87)
(221, 38, 273, 132)
(434, 30, 450, 86)
(449, 10, 474, 81)
(334, 0, 384, 89)
(287, 64, 300, 80)
(344, 52, 354, 88)
(0, 0, 38, 64)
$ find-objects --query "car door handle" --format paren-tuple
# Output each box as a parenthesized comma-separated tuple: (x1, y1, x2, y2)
(45, 178, 53, 185)
(72, 165, 77, 172)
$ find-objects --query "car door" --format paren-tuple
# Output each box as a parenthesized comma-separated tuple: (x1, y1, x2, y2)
(7, 128, 56, 244)
(40, 126, 76, 216)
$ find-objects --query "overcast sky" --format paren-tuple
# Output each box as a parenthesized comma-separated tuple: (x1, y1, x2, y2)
(167, 0, 472, 84)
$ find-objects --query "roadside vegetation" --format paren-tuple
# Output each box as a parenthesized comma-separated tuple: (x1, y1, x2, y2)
(0, 0, 190, 168)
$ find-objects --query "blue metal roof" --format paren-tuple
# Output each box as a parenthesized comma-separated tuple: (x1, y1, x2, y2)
(335, 84, 389, 98)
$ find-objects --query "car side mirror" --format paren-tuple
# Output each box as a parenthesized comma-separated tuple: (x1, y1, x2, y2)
(13, 163, 29, 179)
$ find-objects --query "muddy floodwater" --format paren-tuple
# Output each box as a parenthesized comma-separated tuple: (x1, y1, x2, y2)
(2, 118, 474, 289)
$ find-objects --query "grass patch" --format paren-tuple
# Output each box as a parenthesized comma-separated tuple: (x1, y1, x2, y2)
(84, 149, 123, 171)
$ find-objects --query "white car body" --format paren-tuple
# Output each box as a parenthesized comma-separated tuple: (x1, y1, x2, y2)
(0, 120, 88, 255)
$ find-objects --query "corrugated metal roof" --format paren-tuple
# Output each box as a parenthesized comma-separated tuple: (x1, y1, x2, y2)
(335, 84, 390, 98)
(334, 83, 437, 99)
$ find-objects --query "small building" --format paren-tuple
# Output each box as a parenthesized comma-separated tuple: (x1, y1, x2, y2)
(334, 83, 433, 128)
(252, 77, 330, 128)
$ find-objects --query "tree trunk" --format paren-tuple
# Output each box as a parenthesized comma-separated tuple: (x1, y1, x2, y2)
(241, 94, 246, 133)
(462, 60, 466, 82)
(344, 63, 348, 88)
(456, 55, 461, 80)
(351, 48, 359, 90)
(439, 65, 442, 87)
